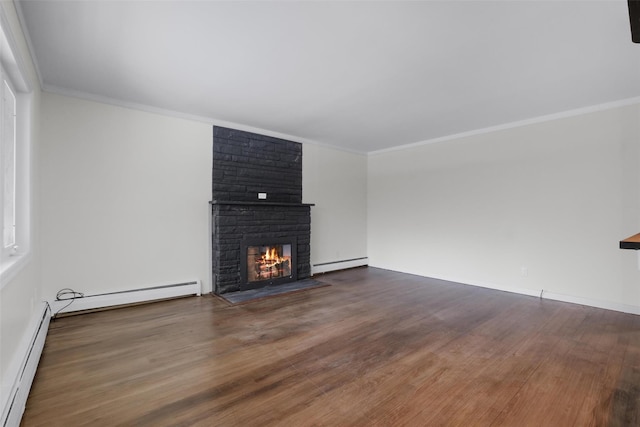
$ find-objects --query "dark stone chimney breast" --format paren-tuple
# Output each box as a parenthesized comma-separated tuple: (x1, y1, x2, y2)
(211, 126, 313, 295)
(212, 126, 302, 204)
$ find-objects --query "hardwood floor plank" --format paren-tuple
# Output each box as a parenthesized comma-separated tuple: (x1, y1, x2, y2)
(21, 267, 640, 426)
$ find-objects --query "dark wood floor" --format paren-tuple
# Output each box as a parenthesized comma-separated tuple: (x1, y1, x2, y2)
(22, 267, 640, 426)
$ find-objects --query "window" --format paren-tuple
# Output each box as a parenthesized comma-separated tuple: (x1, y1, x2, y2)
(2, 77, 16, 254)
(0, 8, 33, 286)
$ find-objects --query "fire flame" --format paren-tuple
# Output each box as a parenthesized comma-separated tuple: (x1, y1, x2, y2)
(262, 247, 281, 264)
(265, 247, 277, 261)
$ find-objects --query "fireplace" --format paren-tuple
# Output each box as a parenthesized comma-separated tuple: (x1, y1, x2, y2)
(241, 238, 297, 289)
(211, 126, 313, 295)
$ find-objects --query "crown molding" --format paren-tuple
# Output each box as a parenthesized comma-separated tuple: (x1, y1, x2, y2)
(41, 83, 367, 156)
(369, 96, 640, 156)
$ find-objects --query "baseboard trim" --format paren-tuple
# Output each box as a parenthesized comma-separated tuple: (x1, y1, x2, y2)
(1, 302, 50, 427)
(378, 268, 640, 316)
(312, 258, 368, 275)
(49, 280, 201, 316)
(538, 290, 640, 316)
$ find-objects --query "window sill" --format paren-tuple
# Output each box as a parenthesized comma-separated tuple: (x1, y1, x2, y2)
(0, 252, 32, 289)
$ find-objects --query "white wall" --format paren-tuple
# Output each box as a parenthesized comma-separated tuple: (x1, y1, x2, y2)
(0, 0, 42, 416)
(40, 93, 212, 297)
(368, 104, 640, 312)
(39, 91, 369, 300)
(303, 144, 367, 271)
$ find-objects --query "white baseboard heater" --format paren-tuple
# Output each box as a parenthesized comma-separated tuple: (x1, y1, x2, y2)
(49, 280, 201, 316)
(312, 257, 368, 275)
(1, 302, 50, 427)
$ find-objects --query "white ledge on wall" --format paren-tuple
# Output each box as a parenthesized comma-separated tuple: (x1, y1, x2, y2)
(0, 252, 32, 289)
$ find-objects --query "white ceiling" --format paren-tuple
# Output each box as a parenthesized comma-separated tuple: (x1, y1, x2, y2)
(16, 0, 640, 153)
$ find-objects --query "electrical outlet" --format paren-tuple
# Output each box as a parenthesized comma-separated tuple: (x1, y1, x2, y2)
(258, 192, 267, 200)
(521, 267, 528, 277)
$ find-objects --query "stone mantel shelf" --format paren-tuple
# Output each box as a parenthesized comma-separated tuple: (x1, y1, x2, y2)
(210, 200, 315, 207)
(620, 233, 640, 250)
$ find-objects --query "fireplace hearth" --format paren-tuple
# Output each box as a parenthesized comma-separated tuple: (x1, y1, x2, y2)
(211, 127, 313, 295)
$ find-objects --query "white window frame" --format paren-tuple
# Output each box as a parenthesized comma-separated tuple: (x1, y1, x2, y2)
(0, 6, 33, 287)
(2, 74, 17, 256)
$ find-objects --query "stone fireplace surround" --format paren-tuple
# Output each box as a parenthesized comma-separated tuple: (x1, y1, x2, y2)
(211, 126, 313, 295)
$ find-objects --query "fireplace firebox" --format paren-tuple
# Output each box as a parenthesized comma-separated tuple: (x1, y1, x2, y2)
(241, 237, 297, 289)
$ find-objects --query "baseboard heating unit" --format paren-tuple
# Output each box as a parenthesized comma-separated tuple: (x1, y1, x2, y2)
(312, 257, 368, 275)
(1, 302, 50, 427)
(49, 280, 201, 316)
